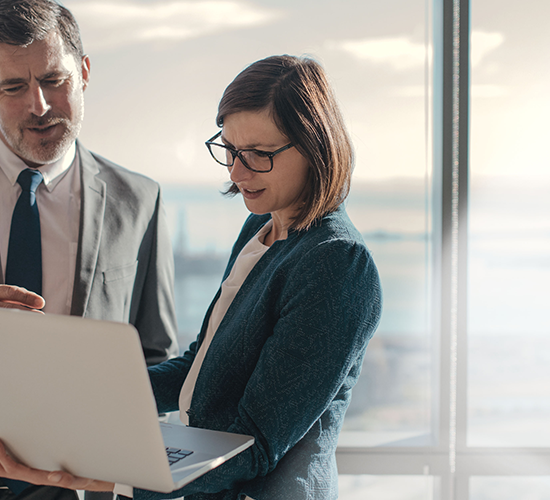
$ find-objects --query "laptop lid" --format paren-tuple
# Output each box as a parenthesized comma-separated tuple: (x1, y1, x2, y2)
(0, 309, 253, 493)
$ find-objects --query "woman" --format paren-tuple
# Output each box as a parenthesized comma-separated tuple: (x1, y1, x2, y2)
(0, 55, 382, 500)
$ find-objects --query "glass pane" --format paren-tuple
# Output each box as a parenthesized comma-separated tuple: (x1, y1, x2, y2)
(470, 477, 550, 500)
(162, 186, 249, 349)
(338, 0, 435, 446)
(339, 475, 436, 500)
(468, 0, 550, 446)
(341, 179, 435, 446)
(71, 0, 436, 447)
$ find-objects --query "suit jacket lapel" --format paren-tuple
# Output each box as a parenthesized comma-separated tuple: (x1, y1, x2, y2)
(70, 142, 106, 316)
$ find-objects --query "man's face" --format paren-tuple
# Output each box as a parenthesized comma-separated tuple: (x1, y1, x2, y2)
(0, 31, 90, 168)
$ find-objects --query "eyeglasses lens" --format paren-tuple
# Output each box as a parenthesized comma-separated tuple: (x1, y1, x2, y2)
(210, 144, 272, 172)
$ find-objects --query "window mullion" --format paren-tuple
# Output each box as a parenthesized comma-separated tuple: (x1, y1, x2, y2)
(455, 0, 470, 457)
(440, 0, 470, 498)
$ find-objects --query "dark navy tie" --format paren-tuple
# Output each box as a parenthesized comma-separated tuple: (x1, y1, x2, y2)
(2, 170, 43, 494)
(5, 168, 44, 295)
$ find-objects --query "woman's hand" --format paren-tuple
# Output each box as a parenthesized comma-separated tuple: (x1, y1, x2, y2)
(0, 285, 45, 312)
(0, 440, 114, 492)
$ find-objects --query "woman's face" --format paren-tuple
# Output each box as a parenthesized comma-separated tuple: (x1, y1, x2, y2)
(222, 109, 309, 230)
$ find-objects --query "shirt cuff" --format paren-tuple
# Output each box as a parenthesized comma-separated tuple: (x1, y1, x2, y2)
(113, 483, 134, 498)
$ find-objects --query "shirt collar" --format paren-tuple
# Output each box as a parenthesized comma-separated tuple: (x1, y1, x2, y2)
(0, 138, 77, 192)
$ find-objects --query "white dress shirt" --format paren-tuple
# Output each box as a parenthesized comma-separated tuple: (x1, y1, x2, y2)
(0, 139, 81, 315)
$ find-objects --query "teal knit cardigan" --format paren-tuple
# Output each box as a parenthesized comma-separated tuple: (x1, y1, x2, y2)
(138, 206, 382, 500)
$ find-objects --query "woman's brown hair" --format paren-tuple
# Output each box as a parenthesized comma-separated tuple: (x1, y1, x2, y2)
(217, 55, 354, 231)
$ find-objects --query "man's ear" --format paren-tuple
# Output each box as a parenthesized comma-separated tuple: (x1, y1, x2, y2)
(81, 55, 91, 91)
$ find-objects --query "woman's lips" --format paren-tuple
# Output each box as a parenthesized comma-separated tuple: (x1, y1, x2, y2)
(240, 187, 265, 200)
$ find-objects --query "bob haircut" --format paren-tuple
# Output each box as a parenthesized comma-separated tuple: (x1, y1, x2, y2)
(217, 55, 354, 231)
(0, 0, 84, 61)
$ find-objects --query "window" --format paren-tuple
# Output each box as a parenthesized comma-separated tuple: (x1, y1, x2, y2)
(468, 0, 550, 449)
(71, 0, 549, 497)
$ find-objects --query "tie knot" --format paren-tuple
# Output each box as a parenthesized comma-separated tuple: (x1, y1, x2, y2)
(17, 168, 43, 193)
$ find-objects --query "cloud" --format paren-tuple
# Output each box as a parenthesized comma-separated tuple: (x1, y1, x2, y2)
(326, 36, 428, 71)
(327, 30, 504, 72)
(392, 85, 428, 97)
(374, 83, 507, 99)
(471, 84, 508, 98)
(66, 0, 281, 50)
(470, 31, 504, 67)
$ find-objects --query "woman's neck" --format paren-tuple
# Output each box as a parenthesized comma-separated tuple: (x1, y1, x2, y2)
(263, 215, 289, 246)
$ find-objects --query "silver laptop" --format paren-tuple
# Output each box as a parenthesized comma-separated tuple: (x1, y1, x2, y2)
(0, 309, 254, 493)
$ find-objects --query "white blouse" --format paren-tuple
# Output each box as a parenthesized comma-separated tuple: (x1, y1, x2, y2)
(114, 221, 272, 499)
(179, 220, 272, 424)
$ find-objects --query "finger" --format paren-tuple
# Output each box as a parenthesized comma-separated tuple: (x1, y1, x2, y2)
(0, 440, 43, 482)
(0, 285, 45, 310)
(0, 440, 10, 473)
(0, 442, 112, 492)
(0, 301, 45, 313)
(0, 440, 51, 484)
(47, 471, 114, 492)
(0, 439, 16, 468)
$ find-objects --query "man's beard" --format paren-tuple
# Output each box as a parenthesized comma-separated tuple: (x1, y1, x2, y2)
(1, 94, 84, 166)
(14, 114, 82, 165)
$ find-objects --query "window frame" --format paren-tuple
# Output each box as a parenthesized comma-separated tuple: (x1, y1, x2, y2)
(335, 0, 550, 498)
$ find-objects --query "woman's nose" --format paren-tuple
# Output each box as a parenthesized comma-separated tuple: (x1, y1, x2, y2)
(229, 156, 253, 184)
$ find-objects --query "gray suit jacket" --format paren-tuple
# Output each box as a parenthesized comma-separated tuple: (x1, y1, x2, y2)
(0, 142, 178, 498)
(0, 141, 178, 364)
(71, 141, 178, 364)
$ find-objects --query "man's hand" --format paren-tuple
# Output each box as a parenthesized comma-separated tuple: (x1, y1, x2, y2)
(0, 285, 45, 312)
(0, 440, 114, 492)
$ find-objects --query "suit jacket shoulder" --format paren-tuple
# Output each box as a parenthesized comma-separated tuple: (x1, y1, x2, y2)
(82, 146, 163, 206)
(72, 142, 178, 364)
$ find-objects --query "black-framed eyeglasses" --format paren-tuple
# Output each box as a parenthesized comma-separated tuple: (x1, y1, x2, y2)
(205, 131, 294, 173)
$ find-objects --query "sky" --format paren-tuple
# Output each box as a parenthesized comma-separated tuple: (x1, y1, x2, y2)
(62, 0, 549, 185)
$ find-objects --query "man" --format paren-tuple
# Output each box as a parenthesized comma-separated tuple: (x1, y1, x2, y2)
(0, 0, 179, 498)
